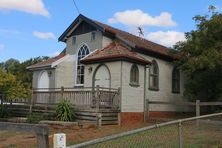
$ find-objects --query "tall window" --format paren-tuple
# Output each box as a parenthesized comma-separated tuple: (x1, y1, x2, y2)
(172, 67, 180, 93)
(130, 64, 139, 86)
(149, 60, 159, 90)
(91, 31, 96, 41)
(72, 36, 76, 45)
(76, 44, 90, 85)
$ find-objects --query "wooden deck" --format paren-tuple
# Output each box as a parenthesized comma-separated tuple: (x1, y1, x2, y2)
(31, 86, 121, 111)
(1, 86, 121, 125)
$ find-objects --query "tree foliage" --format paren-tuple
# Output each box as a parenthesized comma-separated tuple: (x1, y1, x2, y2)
(0, 70, 29, 99)
(174, 6, 222, 101)
(0, 56, 49, 99)
(0, 56, 49, 88)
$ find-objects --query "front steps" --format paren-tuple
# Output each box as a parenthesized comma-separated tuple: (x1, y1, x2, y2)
(75, 109, 120, 125)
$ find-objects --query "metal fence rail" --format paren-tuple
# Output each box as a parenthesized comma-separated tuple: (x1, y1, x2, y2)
(68, 112, 222, 148)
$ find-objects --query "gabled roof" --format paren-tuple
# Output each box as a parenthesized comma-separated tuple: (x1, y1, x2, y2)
(81, 42, 151, 65)
(59, 14, 176, 61)
(27, 54, 65, 70)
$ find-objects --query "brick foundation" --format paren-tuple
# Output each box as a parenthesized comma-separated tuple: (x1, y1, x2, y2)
(149, 111, 177, 118)
(120, 111, 191, 125)
(120, 112, 144, 125)
(149, 111, 194, 118)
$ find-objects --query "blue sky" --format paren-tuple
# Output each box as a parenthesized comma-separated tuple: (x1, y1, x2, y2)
(0, 0, 221, 62)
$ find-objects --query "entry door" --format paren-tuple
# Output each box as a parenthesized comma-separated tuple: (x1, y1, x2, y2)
(94, 65, 110, 88)
(94, 65, 111, 107)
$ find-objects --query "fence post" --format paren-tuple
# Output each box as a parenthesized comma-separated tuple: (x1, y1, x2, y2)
(196, 100, 200, 127)
(118, 113, 121, 126)
(96, 85, 100, 113)
(61, 86, 64, 98)
(29, 89, 34, 113)
(144, 99, 149, 122)
(36, 133, 49, 148)
(178, 121, 182, 148)
(117, 87, 121, 110)
(97, 113, 102, 128)
(0, 94, 3, 105)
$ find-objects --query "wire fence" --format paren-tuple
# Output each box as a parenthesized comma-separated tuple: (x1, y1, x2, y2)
(69, 113, 222, 148)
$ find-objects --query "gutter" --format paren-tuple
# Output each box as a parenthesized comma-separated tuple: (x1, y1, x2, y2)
(26, 65, 52, 71)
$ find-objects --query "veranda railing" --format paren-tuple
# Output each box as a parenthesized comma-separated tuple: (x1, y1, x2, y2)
(31, 86, 121, 111)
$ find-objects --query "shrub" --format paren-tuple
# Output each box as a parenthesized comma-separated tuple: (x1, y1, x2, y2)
(0, 105, 9, 118)
(56, 98, 74, 121)
(26, 113, 44, 123)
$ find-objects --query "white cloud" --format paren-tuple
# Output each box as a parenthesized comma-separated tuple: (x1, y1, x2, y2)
(0, 0, 49, 17)
(108, 9, 176, 27)
(214, 5, 222, 11)
(146, 31, 186, 47)
(33, 31, 56, 40)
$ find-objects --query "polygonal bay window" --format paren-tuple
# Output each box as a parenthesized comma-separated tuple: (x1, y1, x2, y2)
(76, 44, 90, 85)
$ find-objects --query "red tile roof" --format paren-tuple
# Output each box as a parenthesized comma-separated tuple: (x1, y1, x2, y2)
(59, 15, 177, 60)
(92, 20, 175, 59)
(81, 42, 151, 65)
(27, 54, 65, 69)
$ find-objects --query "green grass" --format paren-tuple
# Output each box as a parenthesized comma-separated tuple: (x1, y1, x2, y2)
(89, 123, 222, 148)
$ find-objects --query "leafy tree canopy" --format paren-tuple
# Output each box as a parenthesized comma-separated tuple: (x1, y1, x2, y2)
(0, 56, 49, 99)
(174, 6, 222, 101)
(0, 70, 29, 99)
(0, 56, 49, 89)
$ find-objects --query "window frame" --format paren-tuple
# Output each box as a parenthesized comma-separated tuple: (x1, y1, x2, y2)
(75, 43, 90, 86)
(172, 67, 180, 93)
(72, 36, 76, 45)
(91, 31, 96, 41)
(129, 64, 140, 87)
(149, 60, 159, 91)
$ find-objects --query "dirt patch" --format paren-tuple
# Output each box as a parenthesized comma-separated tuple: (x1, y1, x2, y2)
(0, 131, 37, 148)
(0, 122, 152, 148)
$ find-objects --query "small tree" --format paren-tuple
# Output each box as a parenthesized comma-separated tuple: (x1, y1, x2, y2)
(0, 70, 29, 99)
(174, 6, 222, 101)
(0, 56, 49, 89)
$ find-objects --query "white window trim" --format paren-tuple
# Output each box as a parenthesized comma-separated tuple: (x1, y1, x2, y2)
(74, 42, 91, 86)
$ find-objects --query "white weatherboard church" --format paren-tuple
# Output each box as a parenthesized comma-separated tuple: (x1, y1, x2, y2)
(27, 14, 188, 124)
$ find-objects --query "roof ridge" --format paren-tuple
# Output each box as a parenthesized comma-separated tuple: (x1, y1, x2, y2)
(81, 40, 151, 65)
(90, 19, 170, 50)
(27, 53, 65, 69)
(59, 14, 177, 61)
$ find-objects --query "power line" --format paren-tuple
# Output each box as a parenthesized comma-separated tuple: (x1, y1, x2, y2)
(72, 0, 80, 14)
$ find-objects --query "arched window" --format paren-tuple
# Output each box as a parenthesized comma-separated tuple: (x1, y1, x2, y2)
(172, 67, 180, 93)
(38, 71, 49, 90)
(76, 44, 90, 85)
(130, 64, 139, 86)
(149, 60, 159, 90)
